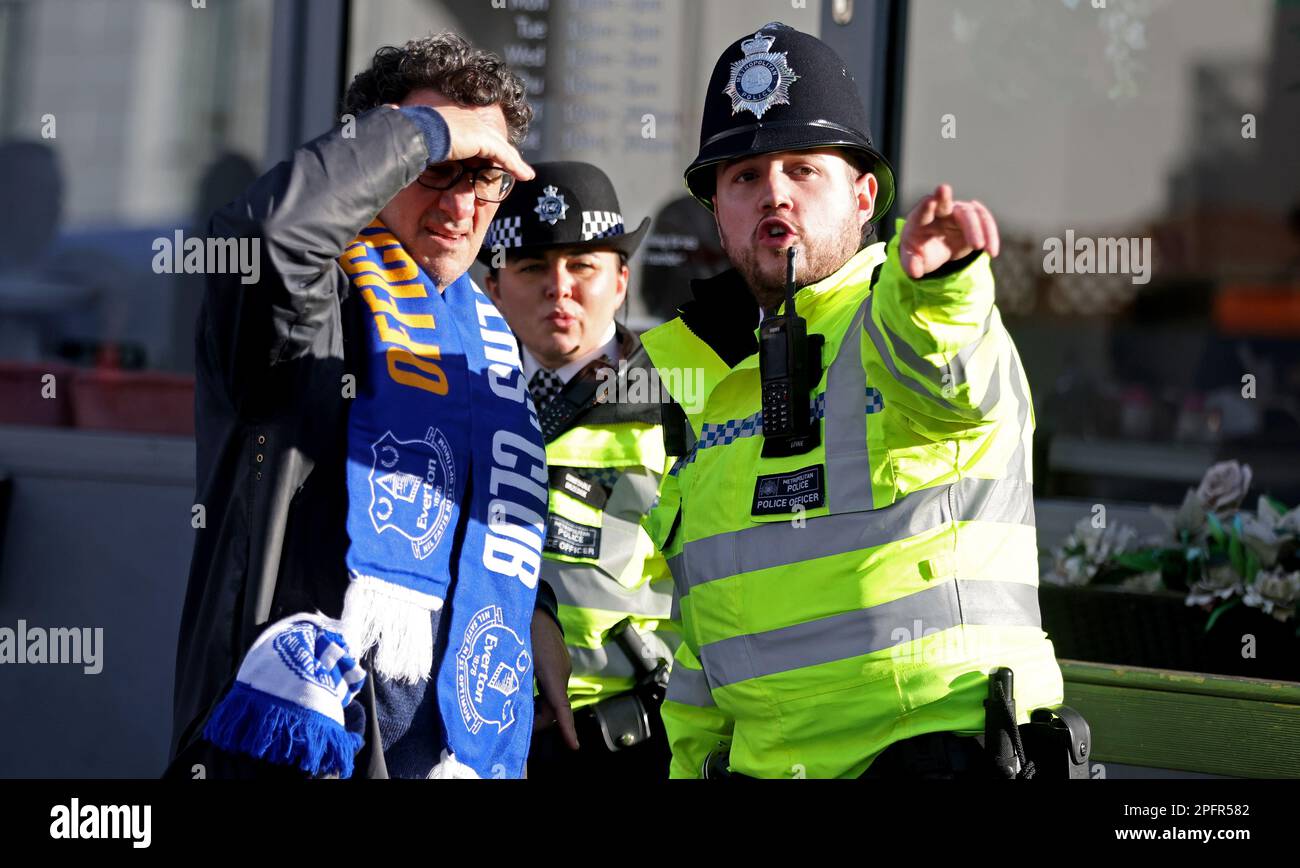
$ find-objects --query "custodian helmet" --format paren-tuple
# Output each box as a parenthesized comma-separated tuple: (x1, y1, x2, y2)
(684, 21, 896, 219)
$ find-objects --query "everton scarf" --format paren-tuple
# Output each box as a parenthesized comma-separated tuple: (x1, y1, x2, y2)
(338, 222, 548, 778)
(203, 613, 366, 778)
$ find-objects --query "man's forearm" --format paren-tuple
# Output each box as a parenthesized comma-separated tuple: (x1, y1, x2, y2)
(215, 106, 446, 282)
(200, 107, 449, 405)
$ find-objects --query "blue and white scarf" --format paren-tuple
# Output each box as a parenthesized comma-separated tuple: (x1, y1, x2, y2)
(337, 222, 548, 779)
(203, 613, 367, 778)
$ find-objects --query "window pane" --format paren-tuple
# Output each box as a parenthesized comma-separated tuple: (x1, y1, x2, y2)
(901, 0, 1300, 504)
(0, 0, 272, 403)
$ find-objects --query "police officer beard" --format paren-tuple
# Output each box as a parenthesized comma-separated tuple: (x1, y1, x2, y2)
(723, 207, 865, 312)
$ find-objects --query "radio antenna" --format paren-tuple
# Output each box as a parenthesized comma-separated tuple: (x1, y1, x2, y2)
(785, 246, 798, 317)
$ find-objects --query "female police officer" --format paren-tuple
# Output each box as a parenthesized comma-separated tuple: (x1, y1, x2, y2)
(482, 162, 680, 779)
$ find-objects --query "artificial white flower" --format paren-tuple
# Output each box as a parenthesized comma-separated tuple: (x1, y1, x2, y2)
(1185, 562, 1243, 607)
(1195, 460, 1253, 516)
(1276, 506, 1300, 538)
(1238, 512, 1282, 567)
(1242, 567, 1300, 623)
(1046, 517, 1138, 587)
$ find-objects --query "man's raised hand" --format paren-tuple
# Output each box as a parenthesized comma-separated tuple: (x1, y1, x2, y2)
(898, 184, 1000, 279)
(433, 103, 534, 182)
(385, 102, 535, 182)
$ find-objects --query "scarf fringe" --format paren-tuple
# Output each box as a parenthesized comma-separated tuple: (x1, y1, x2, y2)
(341, 575, 442, 684)
(427, 749, 481, 779)
(203, 683, 363, 778)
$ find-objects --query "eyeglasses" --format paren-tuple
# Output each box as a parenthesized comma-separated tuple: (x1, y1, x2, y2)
(415, 162, 516, 202)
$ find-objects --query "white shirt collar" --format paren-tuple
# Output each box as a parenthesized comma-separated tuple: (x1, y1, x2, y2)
(521, 321, 619, 386)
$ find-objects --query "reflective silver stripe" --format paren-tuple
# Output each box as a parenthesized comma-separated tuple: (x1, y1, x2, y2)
(545, 561, 674, 618)
(823, 293, 874, 513)
(875, 303, 1032, 480)
(882, 315, 1003, 418)
(950, 314, 995, 390)
(881, 312, 993, 397)
(863, 292, 977, 419)
(668, 551, 690, 605)
(569, 629, 677, 678)
(569, 645, 637, 679)
(954, 472, 1035, 528)
(594, 512, 641, 585)
(879, 305, 1032, 480)
(595, 469, 662, 581)
(607, 467, 661, 517)
(1003, 343, 1032, 482)
(668, 476, 1034, 597)
(699, 579, 1042, 689)
(665, 662, 715, 708)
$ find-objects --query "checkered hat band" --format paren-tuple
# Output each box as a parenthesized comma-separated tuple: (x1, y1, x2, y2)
(486, 216, 523, 250)
(581, 211, 625, 241)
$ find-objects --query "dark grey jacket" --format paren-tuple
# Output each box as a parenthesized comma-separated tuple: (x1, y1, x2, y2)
(166, 108, 556, 779)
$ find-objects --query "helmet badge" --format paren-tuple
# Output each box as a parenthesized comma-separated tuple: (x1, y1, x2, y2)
(723, 29, 800, 120)
(534, 185, 569, 225)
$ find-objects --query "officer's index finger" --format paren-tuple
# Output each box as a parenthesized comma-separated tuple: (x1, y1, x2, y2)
(909, 193, 938, 227)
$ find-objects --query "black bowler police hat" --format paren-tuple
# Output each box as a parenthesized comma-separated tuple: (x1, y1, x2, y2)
(477, 161, 650, 266)
(684, 21, 896, 219)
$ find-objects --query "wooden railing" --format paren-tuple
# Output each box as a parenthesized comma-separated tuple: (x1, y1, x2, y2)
(1060, 659, 1300, 778)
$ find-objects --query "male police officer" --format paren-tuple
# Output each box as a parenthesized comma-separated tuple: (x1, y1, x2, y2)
(482, 162, 679, 779)
(642, 22, 1065, 779)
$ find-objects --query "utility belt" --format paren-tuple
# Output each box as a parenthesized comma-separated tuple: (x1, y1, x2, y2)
(703, 667, 1092, 780)
(575, 618, 672, 754)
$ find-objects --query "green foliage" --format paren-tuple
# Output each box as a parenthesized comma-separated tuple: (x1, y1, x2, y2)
(1204, 598, 1241, 633)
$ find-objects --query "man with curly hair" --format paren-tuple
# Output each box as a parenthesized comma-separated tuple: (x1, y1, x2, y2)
(168, 33, 577, 779)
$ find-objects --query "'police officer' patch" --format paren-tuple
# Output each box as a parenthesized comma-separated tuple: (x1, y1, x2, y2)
(751, 465, 824, 515)
(543, 514, 601, 559)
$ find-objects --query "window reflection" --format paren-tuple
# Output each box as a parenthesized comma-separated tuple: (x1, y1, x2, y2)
(0, 0, 271, 433)
(901, 0, 1300, 506)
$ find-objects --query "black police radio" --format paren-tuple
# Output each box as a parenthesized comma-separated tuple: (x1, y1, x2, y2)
(758, 246, 824, 457)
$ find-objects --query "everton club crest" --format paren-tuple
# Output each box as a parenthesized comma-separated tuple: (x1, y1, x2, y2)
(455, 605, 532, 735)
(271, 621, 339, 690)
(534, 185, 569, 225)
(724, 28, 799, 119)
(368, 427, 457, 560)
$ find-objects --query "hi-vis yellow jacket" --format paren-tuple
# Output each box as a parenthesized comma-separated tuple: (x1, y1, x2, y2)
(541, 325, 680, 709)
(640, 221, 1064, 779)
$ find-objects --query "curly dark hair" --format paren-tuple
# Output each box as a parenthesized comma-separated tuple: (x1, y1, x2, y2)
(343, 32, 532, 147)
